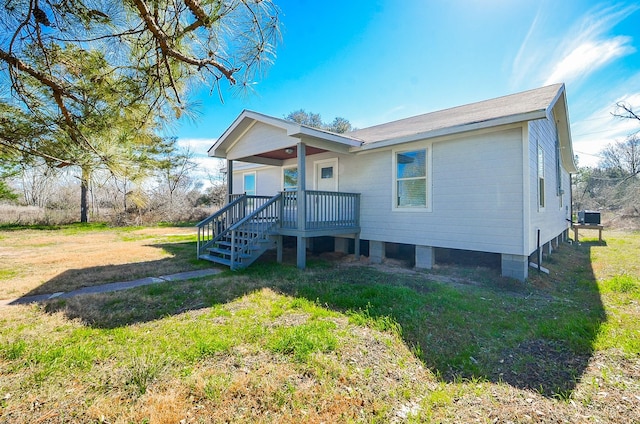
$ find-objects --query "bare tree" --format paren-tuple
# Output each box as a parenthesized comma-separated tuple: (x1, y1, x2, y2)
(600, 135, 640, 179)
(613, 102, 640, 124)
(156, 145, 198, 208)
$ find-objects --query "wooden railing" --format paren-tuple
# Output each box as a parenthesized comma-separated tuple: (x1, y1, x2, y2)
(280, 191, 298, 229)
(279, 190, 360, 230)
(227, 193, 282, 269)
(198, 191, 360, 259)
(197, 195, 246, 257)
(196, 194, 274, 257)
(305, 190, 360, 230)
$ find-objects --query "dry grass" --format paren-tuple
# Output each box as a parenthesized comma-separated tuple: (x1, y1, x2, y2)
(0, 225, 208, 299)
(1, 226, 639, 423)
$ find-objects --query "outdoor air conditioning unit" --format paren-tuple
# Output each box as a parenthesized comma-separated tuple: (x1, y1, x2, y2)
(578, 210, 601, 225)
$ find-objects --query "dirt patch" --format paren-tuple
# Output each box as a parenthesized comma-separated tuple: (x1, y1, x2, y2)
(494, 339, 591, 395)
(0, 227, 202, 299)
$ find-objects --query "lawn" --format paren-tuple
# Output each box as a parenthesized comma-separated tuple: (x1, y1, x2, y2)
(0, 225, 638, 423)
(0, 224, 209, 299)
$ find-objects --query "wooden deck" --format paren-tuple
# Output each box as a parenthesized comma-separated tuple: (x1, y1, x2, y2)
(197, 191, 360, 269)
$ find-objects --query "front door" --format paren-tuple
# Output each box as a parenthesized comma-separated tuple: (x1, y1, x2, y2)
(314, 158, 338, 191)
(310, 158, 339, 224)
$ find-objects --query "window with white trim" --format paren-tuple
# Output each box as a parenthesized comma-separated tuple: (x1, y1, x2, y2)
(555, 134, 563, 208)
(395, 149, 427, 208)
(538, 145, 545, 209)
(283, 167, 297, 191)
(243, 172, 256, 196)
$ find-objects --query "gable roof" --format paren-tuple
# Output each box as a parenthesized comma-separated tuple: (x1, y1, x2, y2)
(349, 83, 563, 144)
(208, 110, 362, 159)
(210, 84, 577, 173)
(346, 83, 577, 173)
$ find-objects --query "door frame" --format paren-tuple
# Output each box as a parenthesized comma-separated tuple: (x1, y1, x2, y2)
(313, 158, 339, 191)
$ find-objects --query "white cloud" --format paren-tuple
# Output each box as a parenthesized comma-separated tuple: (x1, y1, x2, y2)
(176, 137, 217, 154)
(544, 37, 634, 85)
(513, 3, 639, 87)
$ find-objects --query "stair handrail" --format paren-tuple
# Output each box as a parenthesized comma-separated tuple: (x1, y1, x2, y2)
(227, 193, 282, 268)
(196, 194, 247, 257)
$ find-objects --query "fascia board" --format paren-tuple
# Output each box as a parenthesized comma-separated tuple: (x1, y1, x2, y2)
(288, 126, 363, 147)
(234, 156, 285, 167)
(351, 111, 546, 153)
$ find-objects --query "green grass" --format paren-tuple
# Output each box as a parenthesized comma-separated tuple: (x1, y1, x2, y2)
(1, 230, 639, 422)
(267, 320, 338, 362)
(0, 268, 18, 281)
(0, 222, 112, 232)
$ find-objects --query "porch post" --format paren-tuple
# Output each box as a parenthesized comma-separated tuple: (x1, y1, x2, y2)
(276, 235, 283, 264)
(296, 142, 307, 269)
(226, 159, 233, 201)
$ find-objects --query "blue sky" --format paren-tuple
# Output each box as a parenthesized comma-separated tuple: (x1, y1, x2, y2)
(175, 0, 640, 172)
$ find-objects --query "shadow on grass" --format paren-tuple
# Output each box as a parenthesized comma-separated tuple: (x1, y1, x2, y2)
(11, 241, 214, 298)
(30, 241, 605, 398)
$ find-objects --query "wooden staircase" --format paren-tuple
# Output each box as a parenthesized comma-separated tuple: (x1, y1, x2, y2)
(199, 225, 277, 268)
(197, 194, 281, 270)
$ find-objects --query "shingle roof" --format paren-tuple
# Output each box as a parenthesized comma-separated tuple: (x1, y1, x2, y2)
(348, 83, 564, 144)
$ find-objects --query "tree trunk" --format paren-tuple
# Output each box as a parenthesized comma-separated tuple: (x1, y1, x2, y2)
(80, 166, 90, 223)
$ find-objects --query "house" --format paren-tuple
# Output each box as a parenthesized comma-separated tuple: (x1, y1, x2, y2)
(198, 83, 577, 281)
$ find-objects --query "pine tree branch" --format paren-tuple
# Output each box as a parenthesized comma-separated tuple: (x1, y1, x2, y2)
(130, 0, 237, 84)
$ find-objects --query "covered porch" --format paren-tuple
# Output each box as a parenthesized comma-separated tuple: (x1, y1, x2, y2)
(198, 111, 364, 270)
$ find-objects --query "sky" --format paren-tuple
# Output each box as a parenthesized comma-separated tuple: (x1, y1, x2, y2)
(174, 0, 640, 176)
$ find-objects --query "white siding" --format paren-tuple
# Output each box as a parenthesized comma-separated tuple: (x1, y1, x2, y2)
(230, 126, 537, 256)
(527, 118, 571, 255)
(350, 127, 525, 254)
(227, 123, 292, 160)
(232, 165, 281, 195)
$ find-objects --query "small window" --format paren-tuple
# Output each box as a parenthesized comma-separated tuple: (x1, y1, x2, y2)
(538, 146, 545, 208)
(396, 149, 427, 208)
(555, 133, 563, 208)
(283, 167, 297, 191)
(321, 166, 333, 179)
(243, 173, 256, 196)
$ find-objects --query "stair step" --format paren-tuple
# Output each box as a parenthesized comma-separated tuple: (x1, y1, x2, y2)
(217, 238, 273, 248)
(207, 247, 251, 259)
(198, 254, 232, 266)
(199, 255, 252, 268)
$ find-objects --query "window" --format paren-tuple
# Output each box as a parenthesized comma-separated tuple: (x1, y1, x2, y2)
(395, 149, 427, 208)
(283, 167, 297, 191)
(555, 133, 563, 208)
(243, 173, 256, 196)
(321, 166, 333, 179)
(538, 145, 545, 208)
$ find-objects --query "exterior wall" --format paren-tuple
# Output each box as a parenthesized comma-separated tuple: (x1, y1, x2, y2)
(526, 117, 572, 256)
(232, 152, 343, 194)
(232, 125, 528, 256)
(232, 164, 281, 195)
(349, 126, 524, 255)
(227, 123, 290, 160)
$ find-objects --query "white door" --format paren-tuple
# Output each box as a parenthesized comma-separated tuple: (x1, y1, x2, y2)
(314, 158, 338, 191)
(311, 159, 339, 224)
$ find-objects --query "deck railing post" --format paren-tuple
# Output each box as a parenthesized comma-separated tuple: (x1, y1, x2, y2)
(197, 226, 201, 258)
(230, 229, 236, 270)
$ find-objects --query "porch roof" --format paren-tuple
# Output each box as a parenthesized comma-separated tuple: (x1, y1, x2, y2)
(208, 110, 363, 164)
